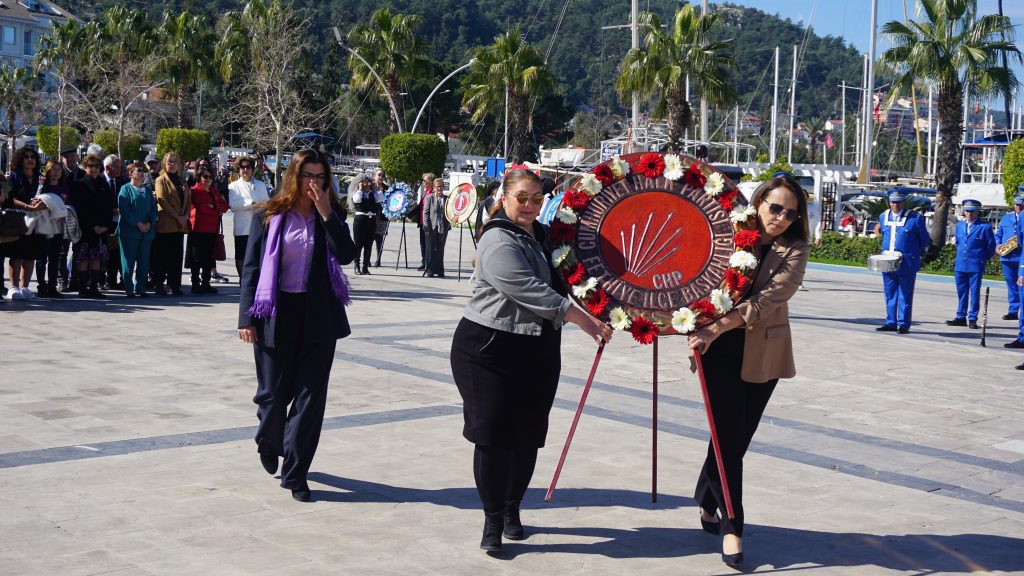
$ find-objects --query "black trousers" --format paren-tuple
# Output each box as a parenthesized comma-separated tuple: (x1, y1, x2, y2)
(425, 228, 448, 276)
(187, 232, 216, 286)
(234, 235, 248, 278)
(152, 232, 185, 289)
(473, 445, 538, 513)
(35, 236, 63, 290)
(693, 328, 777, 538)
(352, 215, 376, 270)
(253, 292, 337, 490)
(106, 235, 121, 285)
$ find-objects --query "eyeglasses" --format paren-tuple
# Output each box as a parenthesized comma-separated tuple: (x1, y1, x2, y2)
(508, 192, 545, 206)
(239, 164, 252, 169)
(301, 172, 328, 182)
(766, 202, 800, 221)
(85, 163, 101, 169)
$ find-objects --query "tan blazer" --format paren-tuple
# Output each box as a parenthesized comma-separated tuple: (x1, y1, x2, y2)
(154, 173, 190, 234)
(732, 235, 810, 383)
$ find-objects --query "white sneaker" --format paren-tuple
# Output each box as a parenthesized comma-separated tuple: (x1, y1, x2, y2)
(10, 288, 24, 300)
(20, 288, 36, 299)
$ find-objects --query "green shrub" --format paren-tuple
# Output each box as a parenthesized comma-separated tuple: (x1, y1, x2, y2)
(1003, 139, 1024, 204)
(380, 133, 446, 186)
(812, 232, 1004, 279)
(754, 159, 794, 182)
(36, 125, 80, 157)
(93, 130, 144, 162)
(155, 129, 210, 164)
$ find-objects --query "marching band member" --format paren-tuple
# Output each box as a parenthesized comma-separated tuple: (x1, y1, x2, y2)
(995, 192, 1024, 320)
(873, 190, 930, 334)
(945, 200, 995, 329)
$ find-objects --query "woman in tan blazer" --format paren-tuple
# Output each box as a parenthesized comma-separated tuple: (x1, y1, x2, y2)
(151, 152, 191, 295)
(686, 173, 810, 567)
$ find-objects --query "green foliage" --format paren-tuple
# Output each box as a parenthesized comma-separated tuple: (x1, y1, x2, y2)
(1003, 139, 1024, 204)
(156, 128, 210, 163)
(812, 232, 1003, 278)
(37, 126, 80, 157)
(754, 159, 794, 182)
(93, 130, 144, 161)
(380, 134, 446, 186)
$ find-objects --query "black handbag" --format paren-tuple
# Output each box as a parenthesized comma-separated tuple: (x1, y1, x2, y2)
(0, 208, 28, 237)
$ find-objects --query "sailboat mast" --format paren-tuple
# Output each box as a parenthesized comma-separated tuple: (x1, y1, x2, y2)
(860, 0, 878, 184)
(771, 46, 779, 163)
(631, 0, 639, 153)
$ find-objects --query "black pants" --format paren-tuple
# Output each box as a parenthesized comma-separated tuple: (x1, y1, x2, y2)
(152, 232, 185, 289)
(57, 239, 70, 284)
(187, 232, 216, 287)
(106, 236, 121, 286)
(253, 292, 337, 490)
(418, 226, 426, 266)
(425, 228, 448, 276)
(35, 236, 63, 290)
(373, 232, 385, 265)
(352, 215, 376, 270)
(234, 235, 248, 278)
(473, 444, 538, 513)
(693, 328, 777, 538)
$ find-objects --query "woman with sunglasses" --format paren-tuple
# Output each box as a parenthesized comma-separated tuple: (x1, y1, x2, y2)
(116, 163, 158, 297)
(685, 173, 810, 567)
(238, 149, 356, 503)
(450, 169, 613, 552)
(186, 168, 228, 294)
(67, 154, 116, 299)
(153, 153, 190, 296)
(228, 157, 272, 278)
(3, 147, 44, 299)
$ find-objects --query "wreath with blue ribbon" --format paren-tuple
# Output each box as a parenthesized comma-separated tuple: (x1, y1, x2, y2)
(381, 183, 414, 219)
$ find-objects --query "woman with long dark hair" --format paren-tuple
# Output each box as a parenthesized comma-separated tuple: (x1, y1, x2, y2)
(4, 147, 44, 299)
(238, 149, 356, 503)
(685, 173, 810, 567)
(450, 169, 612, 552)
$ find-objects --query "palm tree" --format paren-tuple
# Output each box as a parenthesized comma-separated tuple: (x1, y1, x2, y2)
(615, 4, 737, 153)
(0, 66, 41, 165)
(461, 26, 557, 163)
(346, 8, 431, 132)
(155, 11, 217, 128)
(35, 18, 93, 154)
(879, 0, 1021, 251)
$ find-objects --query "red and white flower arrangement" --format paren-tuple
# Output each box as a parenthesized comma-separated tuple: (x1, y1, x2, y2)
(551, 152, 760, 345)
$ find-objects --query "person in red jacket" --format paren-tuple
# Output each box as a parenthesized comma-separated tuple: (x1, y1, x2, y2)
(186, 168, 228, 294)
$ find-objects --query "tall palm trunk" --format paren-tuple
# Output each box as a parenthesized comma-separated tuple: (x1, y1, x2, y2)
(932, 80, 965, 252)
(507, 92, 531, 163)
(665, 87, 691, 154)
(177, 90, 188, 128)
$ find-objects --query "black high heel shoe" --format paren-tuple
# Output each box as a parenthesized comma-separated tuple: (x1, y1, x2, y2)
(722, 535, 743, 566)
(699, 510, 720, 535)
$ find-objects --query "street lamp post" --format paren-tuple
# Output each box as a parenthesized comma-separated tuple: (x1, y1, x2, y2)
(332, 27, 405, 133)
(412, 59, 476, 134)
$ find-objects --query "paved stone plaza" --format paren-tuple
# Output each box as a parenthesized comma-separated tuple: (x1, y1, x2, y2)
(1, 221, 1022, 575)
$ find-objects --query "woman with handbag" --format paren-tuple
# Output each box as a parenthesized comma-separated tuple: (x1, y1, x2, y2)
(117, 163, 158, 297)
(153, 153, 190, 296)
(4, 147, 45, 300)
(186, 167, 228, 294)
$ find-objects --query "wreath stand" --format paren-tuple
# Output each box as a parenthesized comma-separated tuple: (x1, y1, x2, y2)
(457, 224, 465, 282)
(544, 338, 736, 519)
(393, 218, 409, 270)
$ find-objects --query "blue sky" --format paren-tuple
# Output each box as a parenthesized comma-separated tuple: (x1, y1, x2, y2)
(719, 0, 1024, 108)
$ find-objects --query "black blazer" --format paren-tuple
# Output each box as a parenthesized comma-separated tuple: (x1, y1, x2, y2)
(238, 208, 357, 348)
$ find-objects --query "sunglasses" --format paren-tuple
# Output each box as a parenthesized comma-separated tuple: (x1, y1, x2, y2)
(767, 202, 800, 221)
(508, 192, 545, 206)
(85, 163, 101, 169)
(239, 164, 252, 169)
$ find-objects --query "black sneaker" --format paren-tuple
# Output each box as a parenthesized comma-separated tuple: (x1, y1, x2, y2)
(503, 502, 525, 540)
(1004, 340, 1024, 349)
(945, 318, 967, 327)
(1003, 313, 1019, 321)
(897, 326, 909, 334)
(154, 285, 167, 296)
(480, 511, 504, 552)
(968, 320, 979, 329)
(876, 324, 897, 332)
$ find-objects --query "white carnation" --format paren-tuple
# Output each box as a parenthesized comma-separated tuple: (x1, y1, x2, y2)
(729, 205, 756, 223)
(609, 307, 632, 331)
(729, 250, 757, 271)
(671, 307, 697, 334)
(705, 172, 725, 196)
(552, 245, 571, 266)
(610, 155, 631, 178)
(555, 208, 578, 224)
(663, 154, 684, 180)
(578, 174, 602, 196)
(709, 288, 733, 314)
(571, 277, 598, 298)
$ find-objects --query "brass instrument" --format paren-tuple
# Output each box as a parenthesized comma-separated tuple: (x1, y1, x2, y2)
(996, 235, 1019, 257)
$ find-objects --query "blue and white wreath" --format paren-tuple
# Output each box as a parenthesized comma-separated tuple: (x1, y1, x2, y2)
(381, 182, 414, 219)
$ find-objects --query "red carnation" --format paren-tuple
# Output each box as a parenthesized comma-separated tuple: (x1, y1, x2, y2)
(629, 316, 659, 345)
(692, 299, 717, 319)
(593, 163, 615, 186)
(562, 189, 591, 211)
(717, 190, 738, 213)
(586, 288, 610, 316)
(733, 229, 760, 250)
(563, 262, 586, 285)
(637, 153, 666, 178)
(549, 221, 576, 243)
(683, 163, 707, 189)
(725, 268, 751, 293)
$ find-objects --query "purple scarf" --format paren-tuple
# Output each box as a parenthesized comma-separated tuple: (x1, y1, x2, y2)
(247, 212, 351, 318)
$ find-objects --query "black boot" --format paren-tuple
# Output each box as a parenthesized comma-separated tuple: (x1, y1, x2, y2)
(480, 511, 504, 552)
(201, 269, 217, 294)
(89, 270, 107, 299)
(191, 270, 204, 294)
(503, 501, 525, 540)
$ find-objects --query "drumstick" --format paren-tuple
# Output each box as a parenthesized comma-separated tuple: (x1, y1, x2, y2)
(980, 286, 990, 347)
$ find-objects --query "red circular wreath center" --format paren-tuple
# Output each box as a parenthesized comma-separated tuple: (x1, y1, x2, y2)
(597, 192, 713, 291)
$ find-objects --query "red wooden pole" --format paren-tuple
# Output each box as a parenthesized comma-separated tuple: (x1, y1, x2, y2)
(692, 350, 736, 519)
(545, 341, 606, 502)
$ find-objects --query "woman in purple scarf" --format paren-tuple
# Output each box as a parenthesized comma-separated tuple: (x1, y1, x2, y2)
(237, 149, 357, 503)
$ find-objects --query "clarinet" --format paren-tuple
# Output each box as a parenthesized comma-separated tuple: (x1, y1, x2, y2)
(980, 286, 990, 347)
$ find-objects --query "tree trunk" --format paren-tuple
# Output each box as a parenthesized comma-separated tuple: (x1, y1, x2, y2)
(931, 81, 965, 253)
(508, 93, 532, 163)
(665, 87, 691, 154)
(177, 90, 187, 128)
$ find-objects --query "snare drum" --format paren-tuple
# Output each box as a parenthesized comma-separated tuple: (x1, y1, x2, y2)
(867, 253, 902, 273)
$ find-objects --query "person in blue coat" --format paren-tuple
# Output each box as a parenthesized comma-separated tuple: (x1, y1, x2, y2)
(996, 192, 1023, 321)
(873, 190, 931, 334)
(944, 200, 995, 328)
(117, 163, 159, 297)
(1008, 189, 1024, 358)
